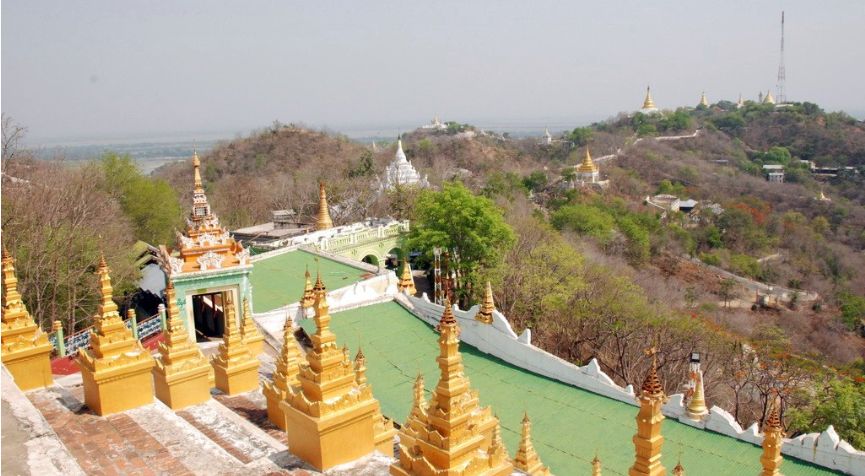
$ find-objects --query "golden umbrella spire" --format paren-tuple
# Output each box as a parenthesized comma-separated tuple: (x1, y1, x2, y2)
(592, 452, 603, 476)
(514, 412, 551, 475)
(643, 86, 657, 109)
(760, 398, 785, 476)
(316, 182, 333, 230)
(476, 281, 496, 324)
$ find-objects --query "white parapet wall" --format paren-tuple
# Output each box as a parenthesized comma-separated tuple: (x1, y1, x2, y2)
(396, 292, 636, 404)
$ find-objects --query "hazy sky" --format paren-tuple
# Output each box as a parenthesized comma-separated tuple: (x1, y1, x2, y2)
(3, 1, 864, 143)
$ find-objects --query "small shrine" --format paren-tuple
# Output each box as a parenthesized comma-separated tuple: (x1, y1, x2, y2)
(1, 247, 53, 390)
(152, 282, 213, 409)
(77, 256, 156, 415)
(390, 300, 513, 476)
(159, 151, 252, 343)
(210, 291, 260, 395)
(280, 275, 395, 471)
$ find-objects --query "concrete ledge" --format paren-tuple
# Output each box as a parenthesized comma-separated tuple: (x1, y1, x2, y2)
(1, 365, 86, 476)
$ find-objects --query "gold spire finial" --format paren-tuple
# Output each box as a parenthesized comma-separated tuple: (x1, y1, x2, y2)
(699, 91, 709, 108)
(673, 460, 685, 476)
(477, 281, 495, 324)
(96, 254, 119, 320)
(760, 397, 785, 476)
(354, 347, 367, 386)
(630, 346, 667, 476)
(397, 257, 416, 295)
(316, 181, 333, 230)
(643, 85, 657, 110)
(592, 452, 603, 476)
(439, 298, 458, 328)
(301, 266, 316, 308)
(514, 411, 551, 475)
(192, 149, 203, 192)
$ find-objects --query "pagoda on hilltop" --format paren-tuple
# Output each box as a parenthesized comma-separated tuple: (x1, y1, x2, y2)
(280, 274, 395, 471)
(159, 150, 253, 344)
(380, 139, 429, 191)
(77, 256, 156, 415)
(640, 86, 659, 114)
(390, 299, 513, 476)
(1, 247, 53, 390)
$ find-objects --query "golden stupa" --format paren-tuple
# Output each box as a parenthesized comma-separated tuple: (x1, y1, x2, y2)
(390, 299, 513, 476)
(240, 297, 264, 356)
(210, 292, 260, 395)
(578, 147, 599, 174)
(280, 274, 394, 471)
(476, 281, 496, 324)
(152, 282, 213, 409)
(760, 400, 785, 476)
(513, 413, 552, 475)
(397, 257, 417, 295)
(642, 86, 657, 110)
(1, 247, 54, 390)
(316, 182, 334, 231)
(300, 266, 315, 308)
(629, 353, 667, 476)
(262, 312, 303, 430)
(77, 255, 156, 415)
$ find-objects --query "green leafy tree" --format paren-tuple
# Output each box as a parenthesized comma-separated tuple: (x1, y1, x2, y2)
(522, 171, 548, 192)
(99, 153, 182, 245)
(406, 182, 515, 307)
(837, 291, 865, 331)
(348, 150, 374, 178)
(550, 205, 615, 244)
(787, 378, 865, 449)
(567, 127, 593, 146)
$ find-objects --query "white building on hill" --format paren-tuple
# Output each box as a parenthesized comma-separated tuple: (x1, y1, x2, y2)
(380, 140, 429, 191)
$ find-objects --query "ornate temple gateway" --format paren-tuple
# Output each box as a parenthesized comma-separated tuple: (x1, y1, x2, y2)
(158, 151, 252, 342)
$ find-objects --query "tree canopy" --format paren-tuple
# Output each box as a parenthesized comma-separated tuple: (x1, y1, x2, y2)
(406, 181, 515, 306)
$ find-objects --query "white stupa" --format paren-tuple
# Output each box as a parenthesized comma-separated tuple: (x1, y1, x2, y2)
(380, 139, 429, 191)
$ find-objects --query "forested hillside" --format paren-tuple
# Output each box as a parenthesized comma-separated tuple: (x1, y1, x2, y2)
(3, 102, 865, 447)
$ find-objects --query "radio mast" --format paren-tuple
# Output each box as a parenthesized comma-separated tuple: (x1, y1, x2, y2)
(776, 11, 787, 104)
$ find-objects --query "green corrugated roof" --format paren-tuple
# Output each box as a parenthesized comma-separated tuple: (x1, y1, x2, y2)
(250, 250, 370, 312)
(298, 302, 839, 476)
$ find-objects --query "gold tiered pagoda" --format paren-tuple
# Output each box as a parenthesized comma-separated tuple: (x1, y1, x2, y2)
(280, 275, 395, 471)
(77, 256, 156, 415)
(300, 266, 315, 309)
(513, 413, 551, 476)
(476, 281, 495, 324)
(159, 150, 252, 344)
(316, 182, 333, 230)
(262, 313, 303, 430)
(152, 282, 213, 410)
(210, 292, 260, 395)
(240, 297, 264, 356)
(397, 257, 417, 295)
(1, 247, 53, 390)
(390, 300, 513, 476)
(641, 86, 659, 113)
(760, 400, 785, 476)
(629, 354, 667, 476)
(169, 150, 248, 274)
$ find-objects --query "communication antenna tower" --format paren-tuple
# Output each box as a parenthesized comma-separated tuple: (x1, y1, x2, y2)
(776, 11, 787, 104)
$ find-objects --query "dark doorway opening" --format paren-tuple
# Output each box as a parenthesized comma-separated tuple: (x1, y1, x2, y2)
(192, 292, 225, 341)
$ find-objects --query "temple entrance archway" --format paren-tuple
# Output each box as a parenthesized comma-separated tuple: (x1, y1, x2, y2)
(191, 292, 225, 341)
